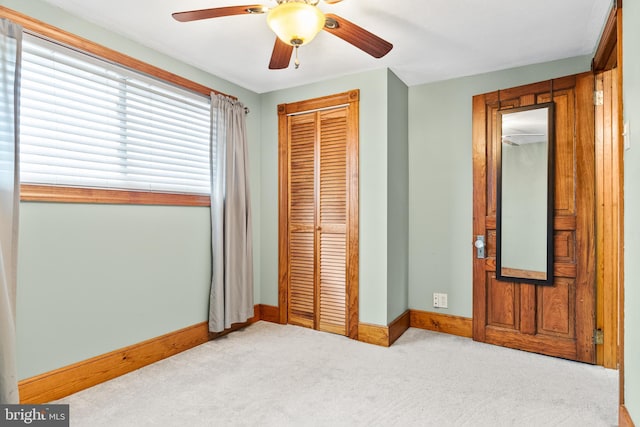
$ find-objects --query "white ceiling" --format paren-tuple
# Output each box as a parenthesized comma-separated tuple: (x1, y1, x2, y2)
(38, 0, 612, 94)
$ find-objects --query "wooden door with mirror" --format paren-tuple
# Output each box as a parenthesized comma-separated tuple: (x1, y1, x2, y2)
(472, 73, 596, 363)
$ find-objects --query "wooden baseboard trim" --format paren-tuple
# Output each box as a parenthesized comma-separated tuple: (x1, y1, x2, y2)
(620, 405, 636, 427)
(357, 310, 410, 347)
(258, 304, 281, 324)
(389, 310, 410, 345)
(19, 304, 268, 404)
(20, 306, 473, 403)
(208, 308, 260, 340)
(409, 310, 473, 338)
(358, 322, 390, 347)
(18, 321, 210, 404)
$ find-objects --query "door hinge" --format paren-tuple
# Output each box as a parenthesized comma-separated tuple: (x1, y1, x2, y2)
(593, 328, 604, 345)
(594, 90, 604, 106)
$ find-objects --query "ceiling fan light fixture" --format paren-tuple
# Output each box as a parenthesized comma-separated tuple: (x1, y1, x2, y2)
(267, 1, 326, 46)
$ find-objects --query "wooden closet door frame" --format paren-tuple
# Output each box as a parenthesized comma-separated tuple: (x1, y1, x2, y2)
(277, 90, 360, 339)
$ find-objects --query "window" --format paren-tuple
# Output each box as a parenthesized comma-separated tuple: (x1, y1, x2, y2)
(20, 34, 211, 196)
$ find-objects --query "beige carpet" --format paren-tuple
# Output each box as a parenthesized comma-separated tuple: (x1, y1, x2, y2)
(57, 321, 618, 426)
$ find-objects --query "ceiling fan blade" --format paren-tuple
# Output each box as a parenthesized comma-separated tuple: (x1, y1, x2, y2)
(172, 5, 267, 22)
(323, 13, 393, 58)
(269, 38, 294, 69)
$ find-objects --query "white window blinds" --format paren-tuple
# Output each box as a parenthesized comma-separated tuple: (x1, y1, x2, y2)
(19, 34, 211, 195)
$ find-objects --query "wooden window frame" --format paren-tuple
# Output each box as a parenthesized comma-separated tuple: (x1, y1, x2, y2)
(20, 184, 210, 207)
(0, 6, 234, 207)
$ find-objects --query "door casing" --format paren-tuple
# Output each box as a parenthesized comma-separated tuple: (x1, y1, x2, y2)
(277, 90, 360, 339)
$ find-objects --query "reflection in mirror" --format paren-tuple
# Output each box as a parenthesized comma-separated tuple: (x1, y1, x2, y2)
(497, 103, 554, 285)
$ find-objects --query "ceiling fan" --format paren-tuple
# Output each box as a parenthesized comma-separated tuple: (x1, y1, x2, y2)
(172, 0, 393, 69)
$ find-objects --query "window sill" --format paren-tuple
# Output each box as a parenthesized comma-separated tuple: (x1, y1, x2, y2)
(19, 184, 210, 207)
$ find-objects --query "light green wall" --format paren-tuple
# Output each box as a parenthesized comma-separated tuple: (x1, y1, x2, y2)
(624, 0, 640, 422)
(386, 70, 409, 323)
(3, 0, 263, 379)
(408, 55, 592, 317)
(260, 70, 390, 325)
(17, 203, 210, 379)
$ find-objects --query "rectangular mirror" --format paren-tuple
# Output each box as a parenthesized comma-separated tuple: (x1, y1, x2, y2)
(497, 102, 554, 285)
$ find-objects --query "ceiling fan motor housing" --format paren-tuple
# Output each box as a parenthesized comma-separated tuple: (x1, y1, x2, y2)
(267, 0, 326, 46)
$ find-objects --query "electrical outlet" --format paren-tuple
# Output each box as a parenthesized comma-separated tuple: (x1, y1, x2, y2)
(433, 293, 448, 308)
(439, 293, 448, 309)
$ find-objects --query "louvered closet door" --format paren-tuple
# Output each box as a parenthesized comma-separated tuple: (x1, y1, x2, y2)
(317, 108, 348, 335)
(287, 107, 349, 335)
(288, 113, 317, 329)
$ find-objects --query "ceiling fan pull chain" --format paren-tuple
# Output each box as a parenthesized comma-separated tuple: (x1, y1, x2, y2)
(294, 46, 300, 69)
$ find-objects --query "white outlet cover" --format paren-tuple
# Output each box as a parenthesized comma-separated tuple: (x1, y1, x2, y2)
(440, 293, 448, 309)
(433, 293, 448, 308)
